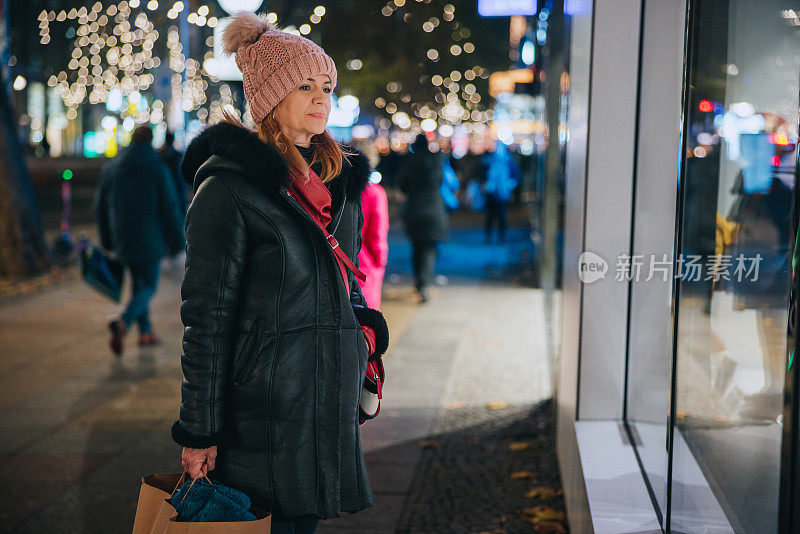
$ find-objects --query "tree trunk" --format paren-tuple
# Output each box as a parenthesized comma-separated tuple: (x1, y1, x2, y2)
(0, 0, 50, 277)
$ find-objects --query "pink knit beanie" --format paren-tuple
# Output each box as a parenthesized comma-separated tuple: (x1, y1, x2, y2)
(222, 12, 337, 123)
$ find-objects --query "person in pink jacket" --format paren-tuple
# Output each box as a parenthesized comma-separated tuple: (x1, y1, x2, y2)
(358, 172, 390, 309)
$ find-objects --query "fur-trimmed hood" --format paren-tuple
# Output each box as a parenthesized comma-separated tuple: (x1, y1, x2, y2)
(181, 122, 371, 206)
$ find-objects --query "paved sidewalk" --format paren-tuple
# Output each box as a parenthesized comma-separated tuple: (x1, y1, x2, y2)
(317, 285, 560, 533)
(0, 210, 566, 533)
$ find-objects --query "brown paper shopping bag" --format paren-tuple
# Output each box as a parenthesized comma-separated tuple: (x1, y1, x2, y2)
(132, 473, 186, 534)
(131, 473, 271, 533)
(165, 514, 272, 533)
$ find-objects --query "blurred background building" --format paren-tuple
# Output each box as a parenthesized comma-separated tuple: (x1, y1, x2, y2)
(7, 0, 513, 156)
(3, 0, 565, 285)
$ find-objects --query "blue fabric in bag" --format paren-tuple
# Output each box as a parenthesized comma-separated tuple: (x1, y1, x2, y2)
(168, 478, 257, 523)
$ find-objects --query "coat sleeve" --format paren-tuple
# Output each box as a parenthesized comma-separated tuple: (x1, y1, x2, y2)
(172, 176, 246, 449)
(156, 161, 186, 254)
(94, 167, 112, 251)
(398, 158, 415, 195)
(349, 201, 390, 358)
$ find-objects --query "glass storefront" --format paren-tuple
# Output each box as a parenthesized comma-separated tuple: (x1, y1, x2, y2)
(672, 1, 799, 532)
(558, 0, 800, 531)
(624, 1, 800, 532)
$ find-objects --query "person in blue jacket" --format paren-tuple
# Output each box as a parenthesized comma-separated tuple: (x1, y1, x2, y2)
(94, 125, 185, 355)
(482, 141, 521, 243)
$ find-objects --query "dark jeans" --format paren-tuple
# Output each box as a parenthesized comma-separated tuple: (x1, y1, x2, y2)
(121, 259, 161, 334)
(411, 240, 438, 289)
(270, 515, 319, 534)
(484, 195, 508, 243)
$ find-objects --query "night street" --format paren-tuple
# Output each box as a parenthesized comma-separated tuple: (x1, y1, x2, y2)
(0, 211, 565, 533)
(6, 0, 794, 530)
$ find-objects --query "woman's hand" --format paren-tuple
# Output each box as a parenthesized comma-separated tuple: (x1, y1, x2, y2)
(181, 446, 218, 479)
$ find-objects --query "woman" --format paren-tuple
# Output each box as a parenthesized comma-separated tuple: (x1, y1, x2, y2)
(358, 173, 389, 309)
(399, 134, 449, 302)
(171, 13, 389, 533)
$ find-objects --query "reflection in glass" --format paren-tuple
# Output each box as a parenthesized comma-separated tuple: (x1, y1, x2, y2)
(671, 1, 799, 532)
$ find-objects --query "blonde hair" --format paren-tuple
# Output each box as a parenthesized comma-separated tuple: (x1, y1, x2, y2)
(223, 110, 354, 184)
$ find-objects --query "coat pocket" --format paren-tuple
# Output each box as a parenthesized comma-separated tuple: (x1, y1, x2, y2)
(232, 318, 260, 384)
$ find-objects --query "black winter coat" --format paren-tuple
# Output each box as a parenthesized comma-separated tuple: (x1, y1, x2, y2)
(399, 150, 449, 243)
(171, 122, 389, 519)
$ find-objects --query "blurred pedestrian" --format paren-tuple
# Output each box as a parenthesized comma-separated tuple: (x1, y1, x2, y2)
(172, 13, 388, 534)
(482, 141, 521, 243)
(461, 142, 489, 185)
(159, 131, 189, 216)
(377, 144, 410, 226)
(727, 119, 795, 419)
(94, 125, 184, 355)
(359, 172, 389, 309)
(399, 133, 448, 302)
(459, 143, 488, 211)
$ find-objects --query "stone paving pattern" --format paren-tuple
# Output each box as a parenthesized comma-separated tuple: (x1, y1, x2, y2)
(397, 402, 565, 534)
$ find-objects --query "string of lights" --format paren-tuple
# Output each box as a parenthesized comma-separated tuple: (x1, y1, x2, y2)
(370, 0, 495, 137)
(26, 0, 503, 154)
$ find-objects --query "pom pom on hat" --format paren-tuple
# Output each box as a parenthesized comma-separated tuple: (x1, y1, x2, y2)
(222, 12, 275, 55)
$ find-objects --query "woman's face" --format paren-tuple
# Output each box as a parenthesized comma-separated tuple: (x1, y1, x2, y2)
(272, 75, 333, 147)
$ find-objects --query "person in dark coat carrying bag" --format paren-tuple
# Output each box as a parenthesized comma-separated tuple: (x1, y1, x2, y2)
(171, 13, 389, 534)
(95, 125, 185, 354)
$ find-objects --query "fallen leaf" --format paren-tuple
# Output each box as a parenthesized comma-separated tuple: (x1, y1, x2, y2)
(526, 487, 563, 500)
(418, 440, 440, 449)
(510, 471, 537, 480)
(531, 506, 566, 522)
(509, 442, 538, 451)
(486, 399, 508, 410)
(518, 506, 567, 524)
(534, 521, 567, 533)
